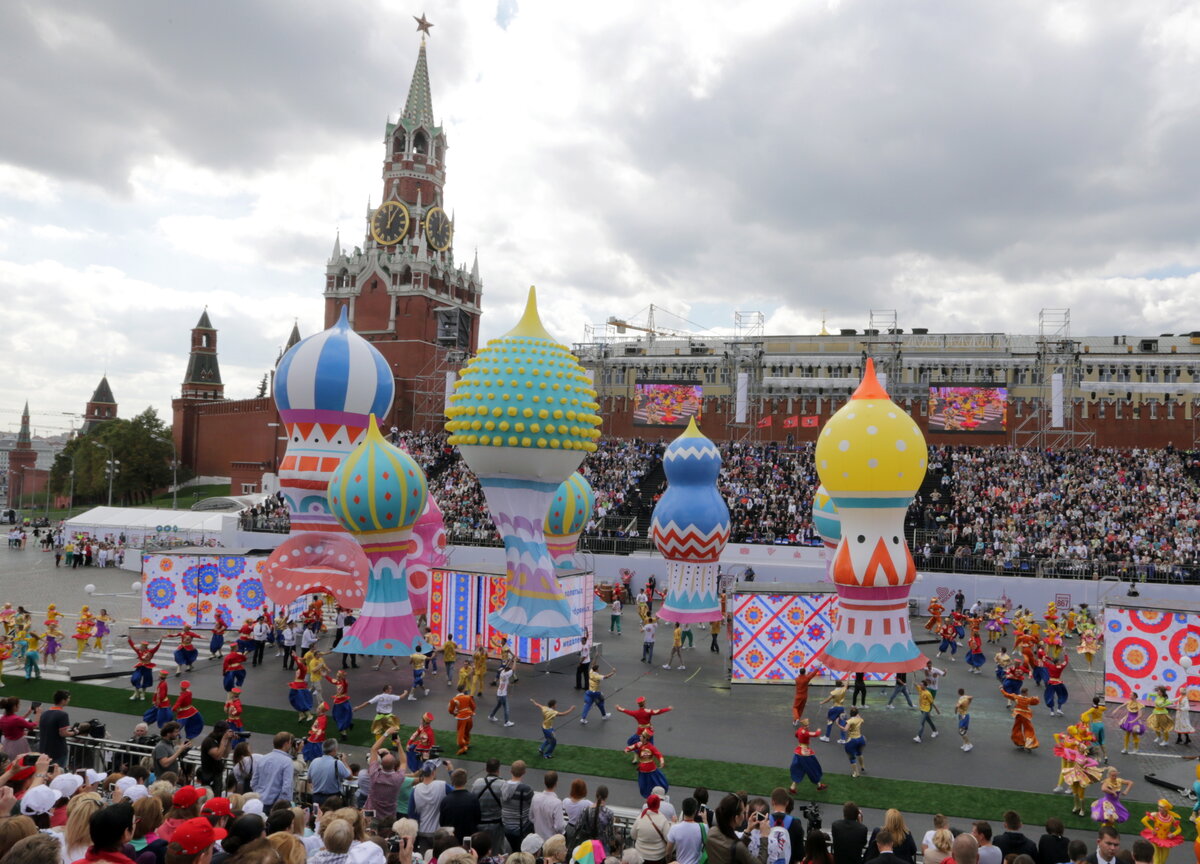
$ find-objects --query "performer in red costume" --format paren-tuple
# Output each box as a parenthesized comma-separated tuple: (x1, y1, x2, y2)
(623, 729, 669, 798)
(406, 712, 436, 771)
(792, 666, 821, 727)
(144, 668, 174, 728)
(615, 696, 673, 746)
(127, 638, 163, 701)
(225, 687, 245, 737)
(209, 613, 228, 659)
(788, 717, 828, 794)
(222, 647, 248, 693)
(288, 657, 314, 722)
(1044, 655, 1070, 716)
(302, 702, 330, 762)
(173, 680, 204, 739)
(326, 669, 353, 740)
(165, 624, 199, 676)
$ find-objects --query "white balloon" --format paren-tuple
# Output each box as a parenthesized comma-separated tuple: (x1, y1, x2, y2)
(83, 584, 96, 595)
(1181, 656, 1193, 669)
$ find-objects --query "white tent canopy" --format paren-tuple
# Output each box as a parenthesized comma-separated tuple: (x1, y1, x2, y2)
(65, 507, 232, 548)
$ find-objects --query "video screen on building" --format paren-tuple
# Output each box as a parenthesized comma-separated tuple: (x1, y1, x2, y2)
(927, 386, 1008, 433)
(633, 381, 703, 427)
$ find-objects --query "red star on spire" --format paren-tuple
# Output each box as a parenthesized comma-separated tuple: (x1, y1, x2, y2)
(414, 13, 433, 36)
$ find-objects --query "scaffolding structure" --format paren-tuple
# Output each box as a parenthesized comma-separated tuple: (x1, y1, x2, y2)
(410, 344, 468, 433)
(1012, 308, 1094, 448)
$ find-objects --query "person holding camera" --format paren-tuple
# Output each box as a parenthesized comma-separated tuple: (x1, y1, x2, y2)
(705, 794, 769, 864)
(154, 722, 191, 777)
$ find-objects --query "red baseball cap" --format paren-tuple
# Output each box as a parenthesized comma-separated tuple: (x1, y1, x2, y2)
(172, 817, 227, 854)
(172, 786, 204, 809)
(201, 797, 234, 818)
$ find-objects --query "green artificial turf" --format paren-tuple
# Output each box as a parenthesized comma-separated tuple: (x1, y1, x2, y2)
(5, 676, 1187, 838)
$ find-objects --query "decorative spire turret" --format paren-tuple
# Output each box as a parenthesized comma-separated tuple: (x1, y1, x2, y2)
(402, 37, 436, 129)
(16, 401, 31, 447)
(330, 230, 341, 262)
(83, 376, 118, 433)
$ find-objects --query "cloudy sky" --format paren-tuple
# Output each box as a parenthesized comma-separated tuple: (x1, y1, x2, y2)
(2, 0, 1199, 435)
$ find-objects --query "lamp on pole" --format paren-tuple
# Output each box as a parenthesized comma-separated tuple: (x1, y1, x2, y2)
(67, 449, 79, 519)
(92, 441, 119, 507)
(154, 435, 178, 510)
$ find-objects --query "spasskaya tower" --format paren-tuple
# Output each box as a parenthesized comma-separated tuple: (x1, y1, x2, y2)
(324, 18, 481, 432)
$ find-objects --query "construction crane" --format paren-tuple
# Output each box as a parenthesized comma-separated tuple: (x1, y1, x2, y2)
(605, 305, 697, 344)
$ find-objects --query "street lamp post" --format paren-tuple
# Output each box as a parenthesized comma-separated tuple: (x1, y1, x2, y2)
(92, 441, 119, 507)
(154, 435, 178, 510)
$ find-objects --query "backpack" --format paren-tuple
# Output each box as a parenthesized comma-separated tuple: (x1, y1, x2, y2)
(767, 816, 792, 864)
(565, 804, 600, 852)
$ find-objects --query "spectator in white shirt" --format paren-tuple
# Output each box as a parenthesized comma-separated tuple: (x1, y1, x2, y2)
(531, 771, 565, 840)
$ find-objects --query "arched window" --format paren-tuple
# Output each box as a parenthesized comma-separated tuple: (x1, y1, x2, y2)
(392, 131, 406, 157)
(413, 131, 428, 156)
(434, 141, 444, 163)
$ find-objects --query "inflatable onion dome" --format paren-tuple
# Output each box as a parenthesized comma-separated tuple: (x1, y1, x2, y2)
(545, 472, 596, 539)
(328, 416, 428, 533)
(815, 359, 927, 497)
(652, 418, 730, 560)
(445, 287, 601, 455)
(811, 484, 841, 546)
(275, 306, 394, 417)
(661, 417, 721, 485)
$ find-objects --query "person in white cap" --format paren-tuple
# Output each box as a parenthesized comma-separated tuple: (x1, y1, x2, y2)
(241, 798, 265, 817)
(19, 784, 60, 826)
(49, 773, 84, 800)
(124, 785, 150, 802)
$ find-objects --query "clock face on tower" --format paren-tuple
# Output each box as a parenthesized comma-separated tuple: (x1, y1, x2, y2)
(370, 201, 410, 246)
(425, 206, 452, 252)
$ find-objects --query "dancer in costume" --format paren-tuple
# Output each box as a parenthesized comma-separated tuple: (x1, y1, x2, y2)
(1001, 656, 1029, 696)
(838, 707, 867, 777)
(304, 648, 329, 699)
(406, 712, 436, 770)
(173, 680, 204, 740)
(441, 635, 458, 687)
(819, 679, 849, 743)
(957, 689, 974, 752)
(1044, 624, 1064, 660)
(1044, 601, 1060, 627)
(1148, 686, 1175, 747)
(42, 603, 61, 629)
(127, 638, 163, 701)
(42, 625, 62, 669)
(302, 701, 330, 762)
(471, 646, 488, 698)
(327, 669, 353, 740)
(356, 684, 408, 738)
(1077, 629, 1101, 670)
(12, 629, 28, 664)
(1044, 655, 1069, 717)
(147, 669, 174, 728)
(209, 613, 228, 659)
(1004, 687, 1040, 750)
(1058, 728, 1103, 816)
(986, 607, 1003, 644)
(1091, 766, 1133, 825)
(993, 647, 1011, 683)
(0, 604, 15, 638)
(92, 610, 112, 650)
(408, 649, 430, 700)
(788, 718, 828, 794)
(1116, 694, 1146, 754)
(222, 646, 248, 693)
(792, 666, 821, 725)
(1140, 800, 1183, 864)
(936, 623, 958, 661)
(23, 631, 40, 680)
(0, 639, 10, 687)
(616, 697, 673, 746)
(952, 609, 966, 640)
(625, 728, 668, 797)
(224, 687, 245, 738)
(1175, 690, 1195, 745)
(532, 698, 573, 760)
(72, 610, 94, 659)
(236, 619, 255, 655)
(1081, 696, 1109, 763)
(449, 685, 476, 754)
(580, 665, 615, 724)
(287, 657, 314, 723)
(914, 679, 940, 743)
(166, 624, 199, 675)
(965, 633, 985, 675)
(925, 598, 944, 633)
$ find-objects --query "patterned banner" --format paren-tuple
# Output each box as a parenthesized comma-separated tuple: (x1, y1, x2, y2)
(1104, 605, 1200, 705)
(141, 553, 302, 628)
(731, 591, 892, 683)
(428, 568, 594, 663)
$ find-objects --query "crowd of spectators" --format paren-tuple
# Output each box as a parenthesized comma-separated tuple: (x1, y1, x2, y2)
(0, 694, 1154, 864)
(241, 430, 1200, 578)
(238, 496, 290, 535)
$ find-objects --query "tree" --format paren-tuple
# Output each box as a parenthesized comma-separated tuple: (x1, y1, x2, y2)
(256, 373, 268, 398)
(51, 409, 175, 507)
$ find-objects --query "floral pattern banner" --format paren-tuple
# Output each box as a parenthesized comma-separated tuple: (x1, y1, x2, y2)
(731, 590, 893, 683)
(141, 552, 274, 627)
(1104, 604, 1200, 705)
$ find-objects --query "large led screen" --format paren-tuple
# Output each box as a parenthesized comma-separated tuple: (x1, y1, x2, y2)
(633, 381, 703, 427)
(928, 386, 1008, 433)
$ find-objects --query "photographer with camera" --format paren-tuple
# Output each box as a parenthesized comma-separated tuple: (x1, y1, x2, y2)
(154, 722, 191, 778)
(705, 794, 769, 864)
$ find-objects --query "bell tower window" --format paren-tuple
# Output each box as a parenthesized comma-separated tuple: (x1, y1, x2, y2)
(413, 131, 428, 156)
(392, 131, 406, 157)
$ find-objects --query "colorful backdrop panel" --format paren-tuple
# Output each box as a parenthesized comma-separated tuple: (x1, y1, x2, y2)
(140, 553, 301, 628)
(1103, 604, 1200, 705)
(731, 590, 893, 683)
(428, 568, 594, 663)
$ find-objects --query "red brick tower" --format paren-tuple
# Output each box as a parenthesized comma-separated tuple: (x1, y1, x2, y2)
(324, 31, 482, 431)
(82, 376, 118, 433)
(7, 402, 37, 508)
(172, 309, 226, 471)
